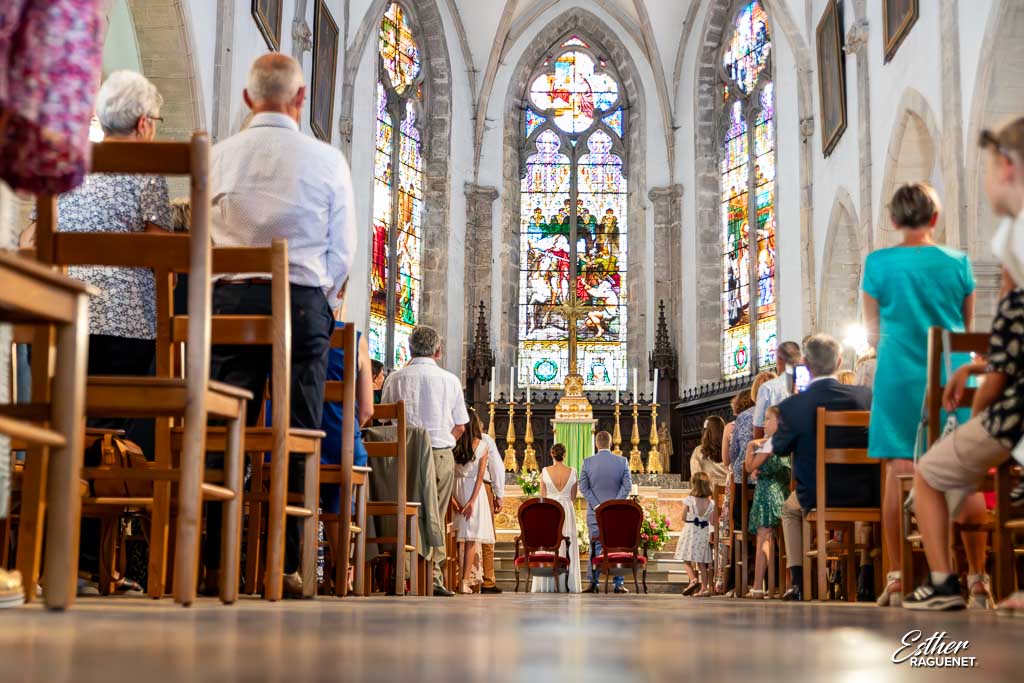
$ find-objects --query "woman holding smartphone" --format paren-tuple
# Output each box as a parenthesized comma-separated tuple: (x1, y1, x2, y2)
(862, 183, 976, 607)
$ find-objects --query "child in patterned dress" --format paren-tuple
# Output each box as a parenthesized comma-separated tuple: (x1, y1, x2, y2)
(744, 406, 791, 599)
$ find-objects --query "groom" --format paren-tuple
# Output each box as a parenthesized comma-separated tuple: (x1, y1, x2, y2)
(579, 431, 632, 593)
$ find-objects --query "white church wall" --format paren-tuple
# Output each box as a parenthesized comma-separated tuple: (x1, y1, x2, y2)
(772, 12, 807, 345)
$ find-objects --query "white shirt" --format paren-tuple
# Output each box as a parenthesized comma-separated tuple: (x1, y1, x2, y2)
(753, 368, 794, 427)
(991, 209, 1024, 288)
(381, 357, 470, 449)
(480, 433, 505, 497)
(210, 112, 357, 302)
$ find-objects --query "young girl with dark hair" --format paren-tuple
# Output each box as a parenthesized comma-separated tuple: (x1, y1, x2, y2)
(452, 409, 496, 593)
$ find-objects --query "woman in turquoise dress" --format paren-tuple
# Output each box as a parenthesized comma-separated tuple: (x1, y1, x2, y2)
(861, 183, 975, 606)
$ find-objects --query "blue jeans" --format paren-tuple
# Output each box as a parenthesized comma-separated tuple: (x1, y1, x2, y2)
(589, 538, 625, 589)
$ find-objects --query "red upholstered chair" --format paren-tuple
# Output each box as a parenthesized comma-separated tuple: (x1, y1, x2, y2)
(513, 498, 571, 592)
(592, 499, 647, 593)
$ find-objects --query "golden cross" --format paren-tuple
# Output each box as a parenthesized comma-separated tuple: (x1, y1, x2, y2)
(556, 291, 588, 376)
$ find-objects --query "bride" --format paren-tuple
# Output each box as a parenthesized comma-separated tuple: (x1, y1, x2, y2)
(531, 444, 582, 593)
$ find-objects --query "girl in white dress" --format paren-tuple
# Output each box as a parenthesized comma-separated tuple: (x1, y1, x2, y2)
(676, 472, 717, 597)
(452, 412, 495, 594)
(531, 444, 582, 593)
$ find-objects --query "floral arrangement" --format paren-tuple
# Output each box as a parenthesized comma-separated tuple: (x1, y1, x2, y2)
(517, 469, 541, 496)
(577, 514, 590, 555)
(640, 506, 671, 552)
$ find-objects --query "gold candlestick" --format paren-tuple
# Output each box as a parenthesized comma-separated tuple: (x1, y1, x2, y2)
(612, 401, 623, 456)
(503, 401, 518, 472)
(487, 401, 497, 440)
(628, 401, 644, 473)
(521, 401, 539, 472)
(646, 401, 663, 474)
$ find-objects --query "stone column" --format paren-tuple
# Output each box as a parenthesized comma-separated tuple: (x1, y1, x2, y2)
(463, 184, 499, 356)
(845, 5, 873, 253)
(648, 185, 683, 352)
(939, 0, 967, 250)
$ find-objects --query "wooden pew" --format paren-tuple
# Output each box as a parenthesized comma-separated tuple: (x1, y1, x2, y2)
(803, 408, 882, 601)
(0, 251, 95, 608)
(362, 402, 411, 596)
(29, 135, 252, 606)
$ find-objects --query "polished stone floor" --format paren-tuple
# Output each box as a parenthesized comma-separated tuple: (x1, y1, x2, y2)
(1, 595, 1021, 682)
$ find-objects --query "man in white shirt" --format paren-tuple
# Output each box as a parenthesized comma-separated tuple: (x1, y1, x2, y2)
(479, 431, 505, 593)
(204, 54, 357, 596)
(381, 325, 469, 596)
(752, 340, 802, 439)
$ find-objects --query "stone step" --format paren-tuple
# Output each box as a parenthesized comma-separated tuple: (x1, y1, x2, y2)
(493, 580, 687, 595)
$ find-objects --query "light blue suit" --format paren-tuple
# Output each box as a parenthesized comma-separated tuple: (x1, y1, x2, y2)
(579, 449, 632, 588)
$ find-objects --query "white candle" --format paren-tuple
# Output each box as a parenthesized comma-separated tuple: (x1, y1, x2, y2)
(527, 383, 531, 404)
(615, 386, 620, 405)
(633, 368, 638, 402)
(490, 367, 496, 403)
(510, 365, 515, 402)
(653, 368, 659, 403)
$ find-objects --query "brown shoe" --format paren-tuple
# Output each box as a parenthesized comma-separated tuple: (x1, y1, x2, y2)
(282, 572, 305, 599)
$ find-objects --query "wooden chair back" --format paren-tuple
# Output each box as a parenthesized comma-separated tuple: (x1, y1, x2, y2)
(517, 498, 566, 553)
(363, 401, 408, 595)
(594, 498, 644, 555)
(321, 322, 358, 595)
(925, 326, 988, 447)
(814, 407, 875, 510)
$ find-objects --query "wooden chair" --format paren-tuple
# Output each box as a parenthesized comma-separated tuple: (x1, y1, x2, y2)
(513, 498, 570, 592)
(993, 460, 1024, 600)
(899, 327, 990, 599)
(0, 251, 94, 608)
(592, 498, 647, 593)
(362, 402, 410, 596)
(169, 240, 321, 601)
(28, 134, 251, 606)
(733, 472, 756, 597)
(320, 322, 368, 596)
(803, 408, 882, 602)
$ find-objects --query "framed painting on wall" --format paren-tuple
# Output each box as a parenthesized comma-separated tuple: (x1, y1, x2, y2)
(252, 0, 283, 51)
(883, 0, 918, 63)
(816, 0, 847, 156)
(311, 0, 339, 142)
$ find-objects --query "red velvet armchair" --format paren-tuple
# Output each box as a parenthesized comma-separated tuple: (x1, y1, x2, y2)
(513, 498, 571, 592)
(592, 499, 646, 593)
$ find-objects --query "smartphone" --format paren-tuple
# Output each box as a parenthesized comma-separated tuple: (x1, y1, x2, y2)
(794, 364, 811, 393)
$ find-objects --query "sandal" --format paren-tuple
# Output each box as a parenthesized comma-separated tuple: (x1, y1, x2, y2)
(997, 591, 1024, 618)
(681, 582, 701, 596)
(967, 574, 995, 610)
(696, 588, 713, 597)
(876, 571, 902, 607)
(747, 589, 766, 599)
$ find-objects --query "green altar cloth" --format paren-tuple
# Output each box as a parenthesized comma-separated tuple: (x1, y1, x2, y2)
(553, 420, 595, 473)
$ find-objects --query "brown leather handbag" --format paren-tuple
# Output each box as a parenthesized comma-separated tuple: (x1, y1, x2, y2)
(88, 433, 153, 498)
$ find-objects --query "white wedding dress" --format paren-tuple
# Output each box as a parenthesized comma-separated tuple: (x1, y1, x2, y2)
(530, 467, 582, 593)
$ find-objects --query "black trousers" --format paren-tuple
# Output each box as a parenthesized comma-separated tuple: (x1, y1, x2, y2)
(81, 335, 156, 576)
(203, 282, 333, 575)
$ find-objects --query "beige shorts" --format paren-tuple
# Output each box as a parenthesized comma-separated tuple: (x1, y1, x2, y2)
(917, 415, 1009, 517)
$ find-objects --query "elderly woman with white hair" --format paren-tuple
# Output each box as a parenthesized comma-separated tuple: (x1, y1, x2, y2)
(39, 70, 172, 594)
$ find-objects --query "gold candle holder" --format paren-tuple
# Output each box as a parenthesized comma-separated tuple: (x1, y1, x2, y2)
(646, 401, 663, 474)
(628, 401, 644, 473)
(503, 401, 518, 472)
(487, 401, 497, 440)
(612, 401, 623, 456)
(521, 401, 539, 472)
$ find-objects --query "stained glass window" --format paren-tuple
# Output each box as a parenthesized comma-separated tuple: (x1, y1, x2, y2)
(721, 1, 776, 378)
(517, 37, 628, 391)
(370, 3, 424, 369)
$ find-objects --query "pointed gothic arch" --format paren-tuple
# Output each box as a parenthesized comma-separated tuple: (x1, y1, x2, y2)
(499, 9, 648, 391)
(818, 188, 861, 339)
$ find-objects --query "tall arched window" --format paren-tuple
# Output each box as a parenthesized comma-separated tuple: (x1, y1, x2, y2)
(516, 35, 628, 390)
(720, 1, 777, 379)
(369, 2, 424, 369)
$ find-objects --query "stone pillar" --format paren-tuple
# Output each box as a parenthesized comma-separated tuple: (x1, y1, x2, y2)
(845, 5, 873, 254)
(649, 185, 683, 351)
(939, 0, 967, 250)
(463, 183, 499, 337)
